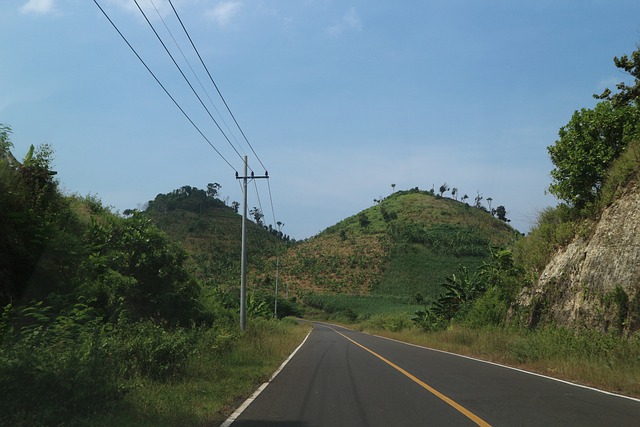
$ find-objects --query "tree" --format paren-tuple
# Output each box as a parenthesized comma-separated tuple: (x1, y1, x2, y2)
(595, 46, 640, 107)
(486, 197, 493, 212)
(358, 212, 370, 228)
(461, 194, 469, 204)
(391, 183, 396, 193)
(250, 207, 264, 225)
(547, 101, 640, 209)
(206, 182, 221, 198)
(231, 201, 240, 213)
(451, 187, 458, 201)
(439, 183, 449, 197)
(495, 205, 509, 222)
(474, 192, 483, 209)
(0, 124, 12, 155)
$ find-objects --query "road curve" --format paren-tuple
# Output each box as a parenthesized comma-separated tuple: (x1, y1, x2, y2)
(227, 322, 640, 426)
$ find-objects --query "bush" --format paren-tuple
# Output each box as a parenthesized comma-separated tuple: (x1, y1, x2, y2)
(366, 312, 412, 332)
(0, 302, 121, 426)
(463, 289, 508, 328)
(0, 296, 211, 426)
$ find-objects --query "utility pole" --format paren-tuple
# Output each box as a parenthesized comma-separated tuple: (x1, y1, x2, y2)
(274, 222, 284, 318)
(235, 156, 268, 331)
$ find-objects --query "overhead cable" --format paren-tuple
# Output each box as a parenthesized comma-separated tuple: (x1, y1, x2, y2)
(92, 0, 236, 172)
(167, 0, 269, 173)
(148, 0, 247, 158)
(266, 178, 278, 229)
(133, 0, 245, 163)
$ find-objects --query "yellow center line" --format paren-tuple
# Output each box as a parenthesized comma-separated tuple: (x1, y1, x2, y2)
(331, 327, 492, 427)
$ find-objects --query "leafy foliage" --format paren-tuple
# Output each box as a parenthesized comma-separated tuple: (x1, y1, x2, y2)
(81, 211, 202, 325)
(0, 142, 85, 305)
(412, 249, 525, 330)
(547, 101, 640, 210)
(595, 46, 640, 107)
(0, 126, 248, 425)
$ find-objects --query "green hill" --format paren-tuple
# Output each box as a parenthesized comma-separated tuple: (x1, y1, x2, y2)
(279, 188, 520, 315)
(140, 186, 520, 319)
(142, 185, 286, 292)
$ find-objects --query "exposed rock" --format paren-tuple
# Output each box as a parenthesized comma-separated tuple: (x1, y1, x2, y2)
(518, 183, 640, 334)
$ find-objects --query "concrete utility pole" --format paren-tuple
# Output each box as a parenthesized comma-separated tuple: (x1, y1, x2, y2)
(274, 222, 284, 318)
(235, 156, 268, 331)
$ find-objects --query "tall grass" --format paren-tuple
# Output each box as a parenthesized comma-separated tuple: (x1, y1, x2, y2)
(77, 319, 310, 427)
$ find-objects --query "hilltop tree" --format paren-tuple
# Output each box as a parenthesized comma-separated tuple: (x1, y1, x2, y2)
(495, 205, 509, 222)
(439, 183, 449, 197)
(451, 187, 458, 200)
(250, 207, 264, 225)
(474, 192, 483, 209)
(486, 197, 493, 212)
(206, 182, 221, 198)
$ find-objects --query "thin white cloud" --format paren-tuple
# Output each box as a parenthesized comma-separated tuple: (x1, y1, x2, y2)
(20, 0, 55, 15)
(327, 6, 362, 36)
(206, 1, 243, 27)
(106, 0, 173, 18)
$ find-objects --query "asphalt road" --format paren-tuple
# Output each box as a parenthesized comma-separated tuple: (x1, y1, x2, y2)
(226, 322, 640, 426)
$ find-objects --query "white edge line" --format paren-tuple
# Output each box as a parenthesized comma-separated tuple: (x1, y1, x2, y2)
(219, 330, 312, 427)
(371, 332, 640, 404)
(312, 320, 640, 403)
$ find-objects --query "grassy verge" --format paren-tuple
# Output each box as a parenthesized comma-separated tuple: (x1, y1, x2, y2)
(358, 322, 640, 398)
(84, 318, 311, 427)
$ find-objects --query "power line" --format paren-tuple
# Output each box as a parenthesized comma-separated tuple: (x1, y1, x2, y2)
(148, 0, 247, 158)
(132, 0, 245, 163)
(167, 0, 268, 173)
(266, 178, 278, 228)
(96, 0, 281, 238)
(252, 178, 265, 225)
(92, 0, 236, 172)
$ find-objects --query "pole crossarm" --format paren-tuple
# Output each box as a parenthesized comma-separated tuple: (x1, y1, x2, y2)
(235, 171, 269, 180)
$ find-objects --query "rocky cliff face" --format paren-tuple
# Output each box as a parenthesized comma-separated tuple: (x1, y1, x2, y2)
(518, 182, 640, 334)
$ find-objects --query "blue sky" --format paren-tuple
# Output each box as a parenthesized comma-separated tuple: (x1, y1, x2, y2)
(2, 1, 639, 239)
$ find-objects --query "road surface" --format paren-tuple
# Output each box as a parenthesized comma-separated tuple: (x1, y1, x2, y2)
(226, 322, 640, 426)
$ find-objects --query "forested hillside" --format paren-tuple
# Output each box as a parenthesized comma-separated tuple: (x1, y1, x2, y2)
(142, 185, 290, 288)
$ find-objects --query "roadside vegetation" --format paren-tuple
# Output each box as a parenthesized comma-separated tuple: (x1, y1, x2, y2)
(0, 126, 306, 426)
